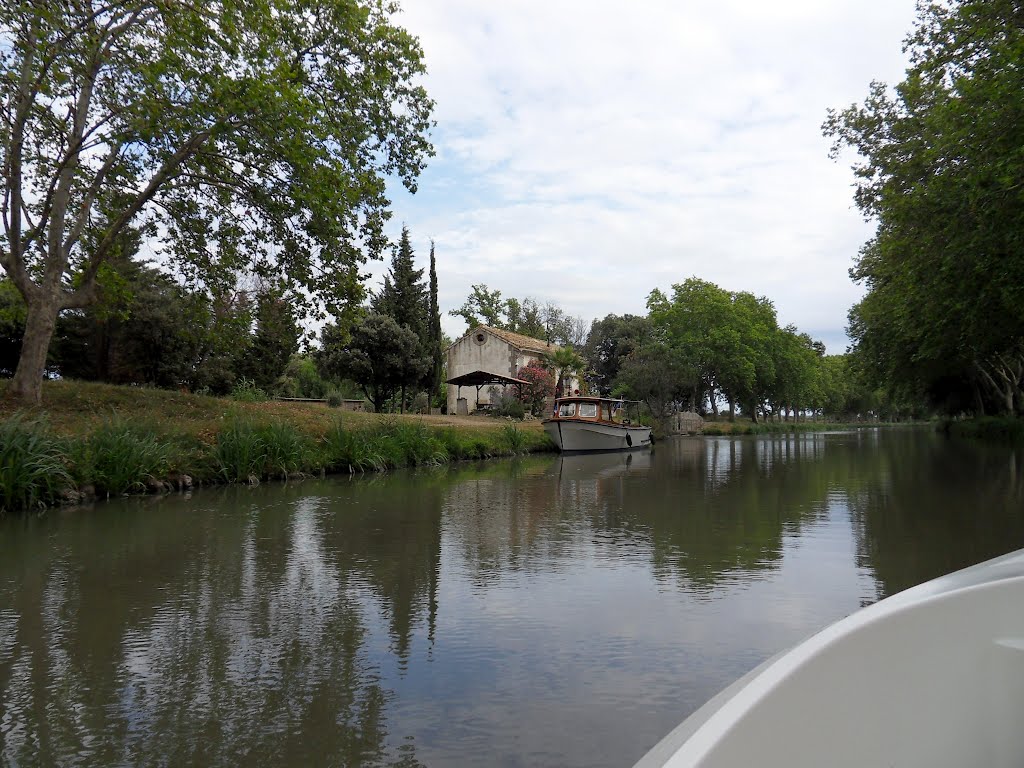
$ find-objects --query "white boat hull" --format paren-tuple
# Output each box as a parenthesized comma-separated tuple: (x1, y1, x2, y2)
(543, 419, 652, 452)
(634, 548, 1024, 768)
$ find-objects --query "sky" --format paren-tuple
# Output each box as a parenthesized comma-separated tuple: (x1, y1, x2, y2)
(373, 1, 921, 352)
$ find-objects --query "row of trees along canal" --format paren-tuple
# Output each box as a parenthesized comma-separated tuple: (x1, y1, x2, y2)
(4, 1, 1020, 423)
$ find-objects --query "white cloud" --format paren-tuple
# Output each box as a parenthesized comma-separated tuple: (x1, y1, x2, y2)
(379, 0, 919, 350)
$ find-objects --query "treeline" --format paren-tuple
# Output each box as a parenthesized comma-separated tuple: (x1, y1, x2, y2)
(0, 225, 447, 413)
(581, 278, 891, 423)
(825, 0, 1024, 417)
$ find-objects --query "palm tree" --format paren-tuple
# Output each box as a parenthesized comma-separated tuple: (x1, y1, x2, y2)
(543, 346, 587, 397)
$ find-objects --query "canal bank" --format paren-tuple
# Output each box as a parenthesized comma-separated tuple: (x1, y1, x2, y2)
(0, 380, 556, 515)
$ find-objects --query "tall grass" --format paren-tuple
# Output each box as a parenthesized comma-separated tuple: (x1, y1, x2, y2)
(501, 423, 527, 453)
(80, 419, 172, 496)
(214, 417, 313, 482)
(0, 416, 72, 515)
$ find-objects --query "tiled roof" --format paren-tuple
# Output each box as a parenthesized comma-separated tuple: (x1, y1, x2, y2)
(476, 325, 559, 354)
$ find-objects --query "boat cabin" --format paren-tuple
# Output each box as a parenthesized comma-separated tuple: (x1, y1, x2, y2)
(550, 397, 634, 424)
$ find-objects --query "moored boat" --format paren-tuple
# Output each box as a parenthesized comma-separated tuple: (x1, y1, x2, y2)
(633, 547, 1024, 768)
(543, 396, 652, 452)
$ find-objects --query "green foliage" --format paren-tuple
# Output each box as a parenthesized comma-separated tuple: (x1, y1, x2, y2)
(427, 241, 444, 399)
(373, 226, 427, 336)
(824, 0, 1024, 416)
(84, 420, 172, 496)
(1, 0, 434, 401)
(235, 290, 301, 392)
(213, 420, 267, 483)
(317, 313, 429, 413)
(212, 418, 310, 482)
(0, 417, 72, 514)
(583, 314, 654, 395)
(501, 424, 527, 453)
(517, 360, 555, 415)
(494, 395, 525, 420)
(326, 390, 344, 408)
(543, 346, 588, 396)
(230, 378, 269, 403)
(449, 285, 587, 346)
(450, 284, 505, 329)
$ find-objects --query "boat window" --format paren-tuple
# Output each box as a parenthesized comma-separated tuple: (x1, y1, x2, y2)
(558, 402, 576, 417)
(578, 403, 598, 418)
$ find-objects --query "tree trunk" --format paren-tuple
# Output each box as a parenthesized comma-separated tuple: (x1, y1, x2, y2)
(8, 294, 60, 404)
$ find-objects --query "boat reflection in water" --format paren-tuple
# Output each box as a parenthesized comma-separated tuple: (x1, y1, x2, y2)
(554, 448, 652, 478)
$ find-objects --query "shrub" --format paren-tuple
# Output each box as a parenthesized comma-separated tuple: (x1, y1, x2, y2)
(0, 416, 72, 515)
(517, 360, 554, 415)
(494, 394, 525, 420)
(326, 390, 344, 408)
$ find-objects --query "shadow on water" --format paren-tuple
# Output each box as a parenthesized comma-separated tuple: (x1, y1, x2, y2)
(1, 430, 1023, 767)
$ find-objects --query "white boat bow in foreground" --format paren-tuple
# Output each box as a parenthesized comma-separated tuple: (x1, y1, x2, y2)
(634, 547, 1024, 768)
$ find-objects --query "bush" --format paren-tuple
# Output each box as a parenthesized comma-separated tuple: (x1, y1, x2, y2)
(0, 416, 72, 514)
(326, 390, 344, 408)
(494, 394, 525, 420)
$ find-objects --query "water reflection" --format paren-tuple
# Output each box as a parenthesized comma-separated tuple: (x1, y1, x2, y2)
(1, 430, 1023, 767)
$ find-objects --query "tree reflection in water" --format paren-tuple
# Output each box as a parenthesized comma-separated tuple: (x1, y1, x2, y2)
(1, 430, 1022, 768)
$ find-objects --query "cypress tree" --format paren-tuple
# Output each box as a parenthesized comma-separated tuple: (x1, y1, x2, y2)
(427, 240, 443, 399)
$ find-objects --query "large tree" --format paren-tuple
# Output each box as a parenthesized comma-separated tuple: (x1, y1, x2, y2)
(824, 0, 1024, 415)
(0, 0, 433, 402)
(317, 312, 427, 413)
(582, 314, 654, 395)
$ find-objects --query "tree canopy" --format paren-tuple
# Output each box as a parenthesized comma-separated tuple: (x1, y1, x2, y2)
(0, 0, 434, 402)
(824, 0, 1024, 415)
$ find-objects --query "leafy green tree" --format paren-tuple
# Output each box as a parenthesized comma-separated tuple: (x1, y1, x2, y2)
(373, 226, 427, 336)
(0, 1, 434, 403)
(449, 284, 505, 329)
(583, 314, 654, 395)
(615, 341, 693, 429)
(317, 313, 428, 413)
(824, 0, 1024, 415)
(235, 290, 301, 392)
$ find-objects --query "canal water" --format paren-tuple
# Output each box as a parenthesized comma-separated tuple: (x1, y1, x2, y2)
(2, 429, 1023, 767)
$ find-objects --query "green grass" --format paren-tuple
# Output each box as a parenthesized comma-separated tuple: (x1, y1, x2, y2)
(0, 416, 73, 515)
(0, 380, 559, 515)
(79, 418, 173, 496)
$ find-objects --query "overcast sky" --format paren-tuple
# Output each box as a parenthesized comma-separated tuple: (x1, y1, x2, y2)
(375, 1, 920, 352)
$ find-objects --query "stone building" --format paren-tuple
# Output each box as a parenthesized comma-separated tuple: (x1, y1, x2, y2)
(445, 325, 577, 414)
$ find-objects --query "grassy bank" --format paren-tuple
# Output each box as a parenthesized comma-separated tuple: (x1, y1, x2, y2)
(0, 380, 556, 516)
(699, 420, 899, 436)
(938, 416, 1024, 443)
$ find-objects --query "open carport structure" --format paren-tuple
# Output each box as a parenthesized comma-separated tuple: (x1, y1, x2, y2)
(445, 370, 527, 413)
